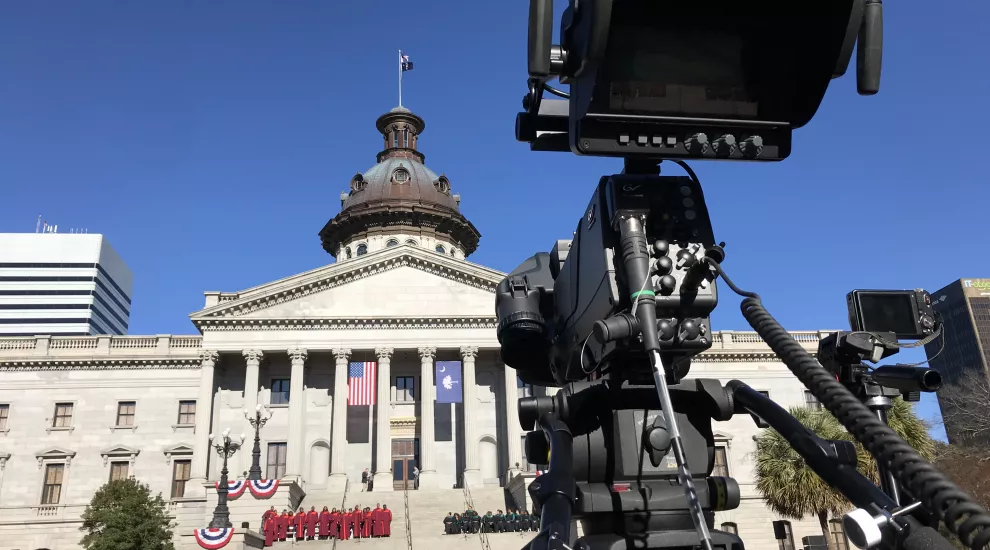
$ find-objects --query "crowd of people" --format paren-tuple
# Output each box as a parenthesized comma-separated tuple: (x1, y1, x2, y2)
(442, 508, 540, 535)
(261, 504, 392, 546)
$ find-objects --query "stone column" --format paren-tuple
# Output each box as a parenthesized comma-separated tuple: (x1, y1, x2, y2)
(461, 346, 482, 487)
(284, 348, 308, 481)
(503, 363, 524, 479)
(417, 346, 437, 489)
(242, 349, 263, 475)
(191, 350, 219, 491)
(328, 348, 351, 491)
(372, 347, 394, 492)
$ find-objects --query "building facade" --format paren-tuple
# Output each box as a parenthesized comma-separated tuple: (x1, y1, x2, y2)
(0, 108, 845, 550)
(926, 278, 990, 445)
(0, 233, 133, 337)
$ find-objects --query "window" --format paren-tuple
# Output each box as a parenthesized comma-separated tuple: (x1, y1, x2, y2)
(41, 464, 64, 504)
(435, 244, 446, 254)
(713, 446, 729, 477)
(271, 379, 290, 405)
(356, 244, 368, 256)
(395, 376, 415, 402)
(267, 443, 287, 480)
(805, 390, 822, 410)
(721, 522, 738, 535)
(402, 128, 409, 148)
(775, 520, 796, 550)
(53, 403, 73, 428)
(0, 404, 8, 430)
(518, 376, 534, 398)
(109, 461, 129, 481)
(386, 239, 399, 247)
(171, 460, 191, 498)
(405, 239, 417, 246)
(829, 519, 849, 550)
(392, 169, 410, 184)
(392, 133, 399, 148)
(116, 401, 136, 427)
(177, 400, 196, 425)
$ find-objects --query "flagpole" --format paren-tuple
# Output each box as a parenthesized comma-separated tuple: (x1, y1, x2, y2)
(398, 49, 403, 107)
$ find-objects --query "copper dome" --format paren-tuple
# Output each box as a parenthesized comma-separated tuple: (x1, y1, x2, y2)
(318, 107, 481, 258)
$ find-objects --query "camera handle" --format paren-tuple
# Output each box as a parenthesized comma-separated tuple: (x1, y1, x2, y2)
(525, 414, 576, 550)
(727, 381, 953, 550)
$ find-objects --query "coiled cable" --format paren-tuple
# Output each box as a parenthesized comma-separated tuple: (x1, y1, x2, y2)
(704, 257, 990, 549)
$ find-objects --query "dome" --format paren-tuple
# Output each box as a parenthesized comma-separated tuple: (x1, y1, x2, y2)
(342, 157, 459, 211)
(318, 107, 481, 260)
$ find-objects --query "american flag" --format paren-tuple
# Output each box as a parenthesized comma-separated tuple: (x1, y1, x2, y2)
(348, 362, 377, 406)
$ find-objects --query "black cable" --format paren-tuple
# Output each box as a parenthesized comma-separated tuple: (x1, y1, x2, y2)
(702, 257, 990, 550)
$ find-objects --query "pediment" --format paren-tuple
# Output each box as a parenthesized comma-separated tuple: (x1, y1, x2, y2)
(164, 443, 194, 455)
(35, 447, 76, 460)
(191, 246, 506, 325)
(101, 445, 140, 457)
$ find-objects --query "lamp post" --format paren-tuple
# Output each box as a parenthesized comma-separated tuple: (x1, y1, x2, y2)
(243, 404, 272, 481)
(209, 428, 245, 529)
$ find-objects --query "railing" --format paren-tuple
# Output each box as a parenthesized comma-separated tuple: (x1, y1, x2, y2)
(462, 485, 492, 550)
(404, 488, 413, 550)
(0, 503, 88, 523)
(0, 334, 203, 357)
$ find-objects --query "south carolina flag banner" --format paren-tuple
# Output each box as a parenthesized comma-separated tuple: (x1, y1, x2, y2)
(401, 54, 414, 72)
(436, 361, 462, 403)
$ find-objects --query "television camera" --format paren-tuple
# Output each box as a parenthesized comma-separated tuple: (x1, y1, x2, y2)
(496, 1, 990, 549)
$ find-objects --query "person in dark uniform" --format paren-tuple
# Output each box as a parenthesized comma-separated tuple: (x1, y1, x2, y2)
(495, 510, 506, 533)
(443, 512, 456, 534)
(519, 509, 530, 532)
(531, 513, 540, 531)
(468, 508, 481, 533)
(508, 509, 519, 532)
(483, 511, 495, 533)
(453, 513, 463, 534)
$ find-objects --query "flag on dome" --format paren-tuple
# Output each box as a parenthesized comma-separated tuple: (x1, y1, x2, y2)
(401, 54, 414, 71)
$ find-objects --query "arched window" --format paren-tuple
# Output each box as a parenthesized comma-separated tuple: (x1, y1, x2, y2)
(435, 244, 446, 254)
(402, 128, 409, 148)
(345, 247, 352, 259)
(392, 133, 398, 148)
(386, 239, 399, 247)
(405, 239, 418, 246)
(356, 244, 368, 256)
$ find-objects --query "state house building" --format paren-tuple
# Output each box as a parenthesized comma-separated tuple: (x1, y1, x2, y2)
(0, 107, 847, 550)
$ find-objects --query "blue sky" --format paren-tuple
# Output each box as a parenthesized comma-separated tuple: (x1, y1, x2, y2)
(2, 2, 988, 440)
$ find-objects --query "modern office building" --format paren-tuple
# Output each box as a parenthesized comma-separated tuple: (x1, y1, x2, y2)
(925, 278, 990, 445)
(0, 233, 133, 336)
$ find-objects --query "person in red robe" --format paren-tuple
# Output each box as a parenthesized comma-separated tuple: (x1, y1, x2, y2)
(306, 506, 319, 540)
(351, 506, 363, 539)
(361, 507, 372, 538)
(330, 508, 341, 539)
(277, 510, 290, 541)
(263, 509, 278, 547)
(338, 507, 351, 540)
(319, 506, 331, 539)
(372, 504, 385, 537)
(382, 504, 392, 537)
(294, 508, 307, 540)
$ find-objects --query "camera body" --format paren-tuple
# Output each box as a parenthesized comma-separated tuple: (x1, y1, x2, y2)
(496, 172, 719, 387)
(846, 289, 936, 340)
(519, 0, 872, 161)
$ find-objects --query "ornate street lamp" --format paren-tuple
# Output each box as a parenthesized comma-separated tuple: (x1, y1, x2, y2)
(243, 404, 272, 481)
(209, 428, 245, 529)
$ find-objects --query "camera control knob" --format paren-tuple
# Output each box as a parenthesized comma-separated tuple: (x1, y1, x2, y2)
(712, 134, 736, 157)
(653, 256, 673, 276)
(685, 133, 709, 155)
(658, 319, 677, 341)
(740, 135, 764, 158)
(920, 314, 935, 329)
(653, 240, 669, 256)
(659, 275, 676, 295)
(681, 319, 701, 340)
(675, 248, 697, 269)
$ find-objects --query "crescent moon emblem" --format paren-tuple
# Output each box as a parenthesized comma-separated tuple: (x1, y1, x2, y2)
(439, 366, 446, 373)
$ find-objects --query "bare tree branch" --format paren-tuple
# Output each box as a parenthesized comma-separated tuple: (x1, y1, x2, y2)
(937, 370, 990, 444)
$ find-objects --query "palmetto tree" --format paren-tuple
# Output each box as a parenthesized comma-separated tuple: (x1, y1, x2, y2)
(754, 398, 934, 550)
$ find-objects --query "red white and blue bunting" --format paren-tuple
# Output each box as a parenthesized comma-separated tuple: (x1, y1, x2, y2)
(194, 527, 234, 549)
(214, 479, 247, 499)
(248, 479, 279, 498)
